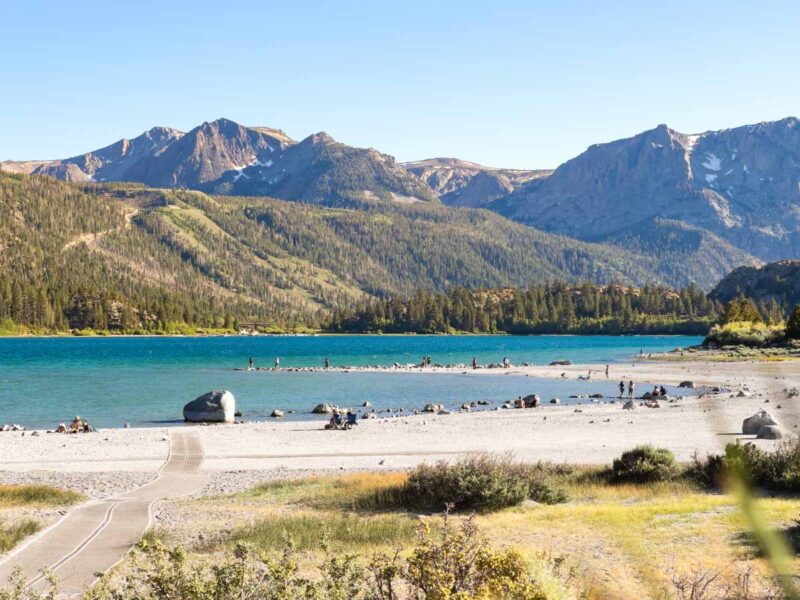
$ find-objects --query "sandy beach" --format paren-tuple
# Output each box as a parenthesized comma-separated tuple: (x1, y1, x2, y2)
(2, 357, 798, 498)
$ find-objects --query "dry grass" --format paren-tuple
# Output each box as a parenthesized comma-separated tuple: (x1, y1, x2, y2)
(0, 484, 83, 508)
(0, 519, 39, 553)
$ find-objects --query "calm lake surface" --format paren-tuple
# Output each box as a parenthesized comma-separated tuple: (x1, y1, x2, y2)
(0, 335, 701, 429)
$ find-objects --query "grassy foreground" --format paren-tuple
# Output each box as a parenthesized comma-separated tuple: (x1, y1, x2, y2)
(106, 461, 799, 599)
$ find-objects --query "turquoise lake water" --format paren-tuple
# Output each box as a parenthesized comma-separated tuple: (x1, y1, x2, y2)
(0, 335, 701, 429)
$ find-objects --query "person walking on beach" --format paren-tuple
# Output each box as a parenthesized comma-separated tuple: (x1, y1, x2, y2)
(628, 380, 635, 399)
(324, 357, 329, 369)
(472, 356, 477, 369)
(248, 356, 254, 370)
(275, 357, 280, 369)
(605, 365, 609, 378)
(618, 380, 625, 398)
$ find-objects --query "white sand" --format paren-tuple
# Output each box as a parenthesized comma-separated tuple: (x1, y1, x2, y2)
(1, 359, 798, 494)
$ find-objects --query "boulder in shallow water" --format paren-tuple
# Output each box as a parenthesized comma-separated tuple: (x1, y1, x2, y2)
(549, 398, 560, 404)
(312, 403, 337, 414)
(549, 360, 572, 366)
(742, 410, 779, 435)
(183, 390, 236, 423)
(679, 381, 695, 389)
(424, 403, 444, 413)
(271, 410, 284, 418)
(523, 394, 540, 408)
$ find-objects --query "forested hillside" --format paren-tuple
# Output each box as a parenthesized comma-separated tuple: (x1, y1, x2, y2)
(0, 173, 752, 334)
(327, 283, 721, 334)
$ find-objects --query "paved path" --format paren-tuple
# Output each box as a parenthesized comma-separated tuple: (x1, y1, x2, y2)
(0, 431, 205, 597)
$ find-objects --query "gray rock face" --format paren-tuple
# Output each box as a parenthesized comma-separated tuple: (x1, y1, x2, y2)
(312, 403, 337, 414)
(493, 118, 800, 263)
(183, 390, 236, 423)
(424, 403, 445, 413)
(679, 381, 695, 388)
(2, 118, 435, 205)
(742, 410, 779, 435)
(404, 158, 550, 208)
(622, 400, 636, 410)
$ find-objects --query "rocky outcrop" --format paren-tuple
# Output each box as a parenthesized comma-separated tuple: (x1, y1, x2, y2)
(183, 390, 236, 423)
(493, 118, 800, 263)
(312, 403, 337, 414)
(404, 158, 550, 208)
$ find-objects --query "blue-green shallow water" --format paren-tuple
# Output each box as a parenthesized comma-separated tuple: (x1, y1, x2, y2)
(0, 335, 700, 429)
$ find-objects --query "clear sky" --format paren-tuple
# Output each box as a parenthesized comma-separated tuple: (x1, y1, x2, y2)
(2, 0, 799, 168)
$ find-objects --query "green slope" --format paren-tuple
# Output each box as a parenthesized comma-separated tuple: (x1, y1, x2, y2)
(0, 173, 747, 333)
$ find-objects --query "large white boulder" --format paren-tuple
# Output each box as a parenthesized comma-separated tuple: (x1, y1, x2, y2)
(183, 390, 236, 423)
(742, 410, 779, 435)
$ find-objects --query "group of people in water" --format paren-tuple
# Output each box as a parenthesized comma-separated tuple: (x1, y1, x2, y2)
(617, 381, 669, 399)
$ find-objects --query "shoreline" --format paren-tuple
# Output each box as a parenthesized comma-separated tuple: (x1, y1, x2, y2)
(1, 357, 798, 489)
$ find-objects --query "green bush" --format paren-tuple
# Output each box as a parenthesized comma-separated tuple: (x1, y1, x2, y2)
(703, 321, 784, 347)
(695, 441, 800, 492)
(401, 454, 568, 513)
(610, 446, 680, 484)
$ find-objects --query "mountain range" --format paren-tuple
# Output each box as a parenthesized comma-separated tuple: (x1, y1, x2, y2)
(6, 115, 800, 292)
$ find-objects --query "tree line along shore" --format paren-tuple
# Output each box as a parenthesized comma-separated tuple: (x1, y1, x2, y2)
(2, 278, 800, 339)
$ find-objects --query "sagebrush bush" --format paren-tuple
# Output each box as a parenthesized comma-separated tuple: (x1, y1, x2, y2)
(610, 446, 680, 484)
(401, 453, 568, 513)
(695, 441, 800, 492)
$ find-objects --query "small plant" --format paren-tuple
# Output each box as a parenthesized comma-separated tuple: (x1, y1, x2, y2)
(610, 445, 680, 484)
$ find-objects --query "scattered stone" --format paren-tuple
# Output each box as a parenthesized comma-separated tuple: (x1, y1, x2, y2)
(678, 381, 695, 388)
(622, 400, 636, 410)
(312, 403, 337, 414)
(549, 398, 560, 404)
(362, 401, 372, 407)
(549, 360, 572, 366)
(183, 390, 236, 423)
(270, 410, 284, 418)
(423, 403, 444, 413)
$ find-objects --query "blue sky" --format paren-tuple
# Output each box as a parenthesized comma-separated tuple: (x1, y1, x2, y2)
(2, 0, 799, 168)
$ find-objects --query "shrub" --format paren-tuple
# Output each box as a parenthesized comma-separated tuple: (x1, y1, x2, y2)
(400, 454, 567, 513)
(610, 446, 680, 484)
(74, 515, 553, 600)
(703, 321, 784, 348)
(691, 440, 800, 492)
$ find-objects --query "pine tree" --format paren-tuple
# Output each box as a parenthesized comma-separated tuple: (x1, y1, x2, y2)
(786, 305, 800, 340)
